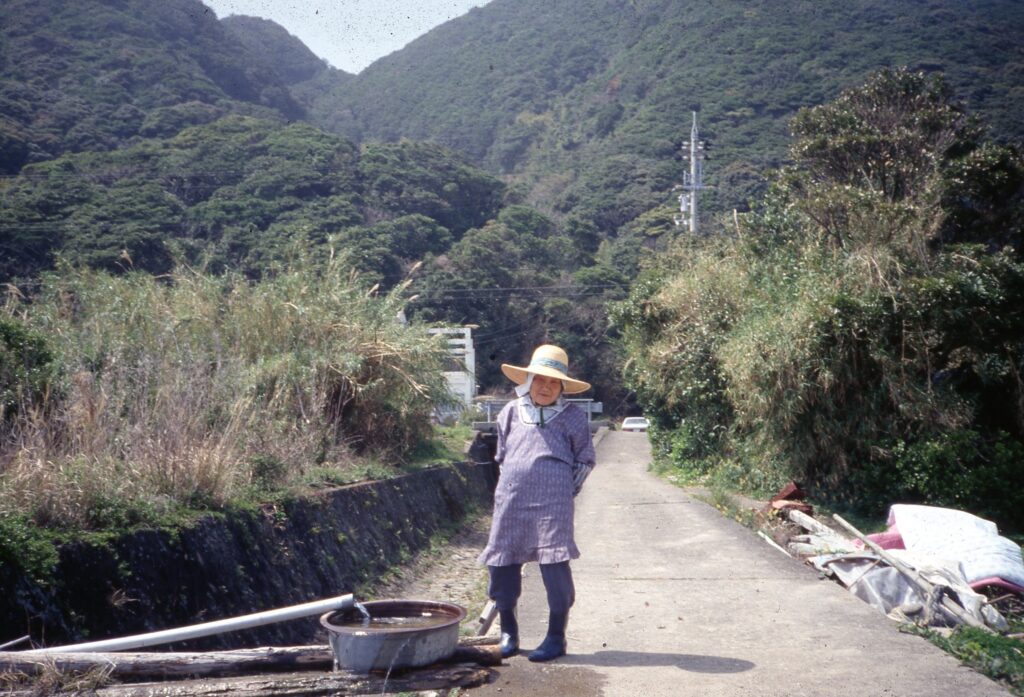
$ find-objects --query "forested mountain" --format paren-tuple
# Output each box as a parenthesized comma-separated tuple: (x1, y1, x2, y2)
(2, 0, 1023, 405)
(0, 0, 304, 173)
(305, 0, 1024, 235)
(0, 117, 505, 279)
(0, 0, 626, 400)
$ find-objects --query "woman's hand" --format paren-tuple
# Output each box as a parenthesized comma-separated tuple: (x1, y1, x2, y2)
(572, 462, 592, 496)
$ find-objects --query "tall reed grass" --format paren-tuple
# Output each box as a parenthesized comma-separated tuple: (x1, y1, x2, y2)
(0, 252, 451, 530)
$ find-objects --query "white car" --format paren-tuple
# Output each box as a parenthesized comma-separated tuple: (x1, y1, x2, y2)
(621, 417, 649, 432)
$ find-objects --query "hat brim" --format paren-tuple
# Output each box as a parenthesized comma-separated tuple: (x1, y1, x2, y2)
(501, 363, 591, 395)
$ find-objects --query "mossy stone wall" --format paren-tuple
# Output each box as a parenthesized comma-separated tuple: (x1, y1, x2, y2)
(0, 462, 497, 648)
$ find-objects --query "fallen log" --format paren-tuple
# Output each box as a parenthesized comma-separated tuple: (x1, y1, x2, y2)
(0, 646, 332, 679)
(4, 664, 493, 697)
(1, 637, 502, 680)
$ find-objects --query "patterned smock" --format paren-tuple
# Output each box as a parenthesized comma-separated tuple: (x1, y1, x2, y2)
(478, 400, 597, 566)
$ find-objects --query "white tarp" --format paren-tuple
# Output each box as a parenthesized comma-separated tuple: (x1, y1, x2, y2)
(888, 504, 1024, 589)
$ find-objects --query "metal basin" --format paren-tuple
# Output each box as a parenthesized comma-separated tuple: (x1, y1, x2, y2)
(320, 599, 466, 673)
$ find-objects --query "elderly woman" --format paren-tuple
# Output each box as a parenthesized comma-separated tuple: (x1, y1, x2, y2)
(477, 344, 596, 662)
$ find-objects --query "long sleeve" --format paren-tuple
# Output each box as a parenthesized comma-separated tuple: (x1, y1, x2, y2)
(570, 411, 596, 469)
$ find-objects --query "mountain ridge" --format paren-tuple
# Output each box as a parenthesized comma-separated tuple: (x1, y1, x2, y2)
(298, 0, 1024, 234)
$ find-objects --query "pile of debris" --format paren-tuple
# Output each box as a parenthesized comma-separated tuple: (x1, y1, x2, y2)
(763, 485, 1024, 634)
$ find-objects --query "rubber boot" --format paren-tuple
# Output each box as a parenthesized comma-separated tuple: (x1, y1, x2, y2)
(499, 608, 519, 658)
(527, 611, 568, 662)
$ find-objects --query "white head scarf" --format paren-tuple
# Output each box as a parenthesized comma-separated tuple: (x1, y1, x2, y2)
(515, 373, 567, 427)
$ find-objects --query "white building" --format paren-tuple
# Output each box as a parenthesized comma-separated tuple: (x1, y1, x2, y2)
(428, 327, 476, 419)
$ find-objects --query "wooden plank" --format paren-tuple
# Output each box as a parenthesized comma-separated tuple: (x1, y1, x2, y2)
(475, 600, 497, 636)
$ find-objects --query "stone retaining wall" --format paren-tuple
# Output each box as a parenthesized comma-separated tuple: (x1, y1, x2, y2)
(1, 461, 497, 649)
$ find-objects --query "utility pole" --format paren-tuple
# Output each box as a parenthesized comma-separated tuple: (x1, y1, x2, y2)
(674, 111, 707, 234)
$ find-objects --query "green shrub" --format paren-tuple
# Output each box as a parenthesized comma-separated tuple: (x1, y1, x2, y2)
(0, 515, 58, 586)
(0, 316, 60, 420)
(848, 431, 1024, 530)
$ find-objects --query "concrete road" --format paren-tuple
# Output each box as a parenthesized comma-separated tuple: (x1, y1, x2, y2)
(467, 430, 1009, 696)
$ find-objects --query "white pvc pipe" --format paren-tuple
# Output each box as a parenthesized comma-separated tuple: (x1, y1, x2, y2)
(32, 594, 355, 654)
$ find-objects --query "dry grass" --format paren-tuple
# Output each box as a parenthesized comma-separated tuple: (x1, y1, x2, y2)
(0, 252, 450, 530)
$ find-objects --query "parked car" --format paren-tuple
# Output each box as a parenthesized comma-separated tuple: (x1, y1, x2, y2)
(621, 416, 649, 432)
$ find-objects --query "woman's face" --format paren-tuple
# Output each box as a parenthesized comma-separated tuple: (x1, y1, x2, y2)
(530, 374, 563, 406)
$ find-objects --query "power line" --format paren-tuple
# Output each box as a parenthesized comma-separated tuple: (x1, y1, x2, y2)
(417, 283, 625, 295)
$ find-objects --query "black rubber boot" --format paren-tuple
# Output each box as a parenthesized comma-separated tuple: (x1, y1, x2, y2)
(499, 609, 519, 658)
(527, 612, 568, 662)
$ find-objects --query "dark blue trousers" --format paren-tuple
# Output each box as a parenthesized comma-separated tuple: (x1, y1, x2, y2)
(488, 561, 575, 614)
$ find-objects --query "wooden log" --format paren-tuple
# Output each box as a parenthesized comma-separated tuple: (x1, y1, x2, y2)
(0, 646, 333, 679)
(456, 635, 499, 647)
(788, 509, 842, 537)
(18, 664, 493, 697)
(450, 644, 501, 667)
(1, 636, 502, 680)
(832, 514, 993, 633)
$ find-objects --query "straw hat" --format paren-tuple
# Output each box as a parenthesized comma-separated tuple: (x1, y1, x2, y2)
(501, 344, 591, 395)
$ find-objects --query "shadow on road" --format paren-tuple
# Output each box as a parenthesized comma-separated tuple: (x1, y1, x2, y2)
(558, 650, 755, 673)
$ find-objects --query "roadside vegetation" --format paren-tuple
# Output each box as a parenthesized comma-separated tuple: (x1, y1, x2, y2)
(616, 69, 1024, 533)
(0, 250, 451, 534)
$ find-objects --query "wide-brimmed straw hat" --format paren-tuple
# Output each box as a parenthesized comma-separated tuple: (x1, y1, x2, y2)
(501, 344, 591, 395)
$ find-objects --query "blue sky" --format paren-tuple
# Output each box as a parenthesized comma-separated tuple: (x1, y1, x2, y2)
(204, 0, 490, 74)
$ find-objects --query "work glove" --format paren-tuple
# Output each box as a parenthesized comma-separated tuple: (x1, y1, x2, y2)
(572, 462, 592, 497)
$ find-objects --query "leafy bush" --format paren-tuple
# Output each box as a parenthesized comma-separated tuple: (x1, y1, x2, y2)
(0, 316, 60, 421)
(849, 431, 1024, 531)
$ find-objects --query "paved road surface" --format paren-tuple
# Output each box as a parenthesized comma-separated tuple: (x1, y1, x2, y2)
(466, 430, 1009, 696)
